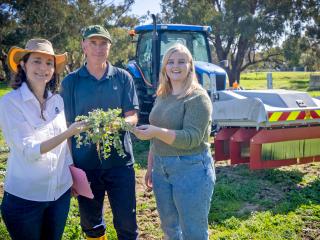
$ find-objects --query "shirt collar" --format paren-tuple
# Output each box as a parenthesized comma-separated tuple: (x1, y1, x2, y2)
(20, 82, 35, 102)
(79, 62, 115, 80)
(20, 82, 53, 102)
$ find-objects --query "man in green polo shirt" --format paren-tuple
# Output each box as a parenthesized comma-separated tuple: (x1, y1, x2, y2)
(60, 25, 139, 240)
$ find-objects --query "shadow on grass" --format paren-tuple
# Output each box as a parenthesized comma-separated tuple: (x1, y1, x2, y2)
(288, 80, 309, 90)
(209, 163, 320, 224)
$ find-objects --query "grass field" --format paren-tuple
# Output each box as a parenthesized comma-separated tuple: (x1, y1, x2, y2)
(0, 72, 319, 239)
(239, 71, 320, 97)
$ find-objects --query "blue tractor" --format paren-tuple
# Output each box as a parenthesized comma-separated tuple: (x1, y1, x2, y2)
(126, 17, 320, 170)
(127, 16, 228, 123)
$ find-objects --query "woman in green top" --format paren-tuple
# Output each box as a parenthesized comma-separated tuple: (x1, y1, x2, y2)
(134, 43, 216, 240)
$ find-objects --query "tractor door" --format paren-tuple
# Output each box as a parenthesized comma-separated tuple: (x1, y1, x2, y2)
(133, 31, 159, 123)
(136, 31, 153, 84)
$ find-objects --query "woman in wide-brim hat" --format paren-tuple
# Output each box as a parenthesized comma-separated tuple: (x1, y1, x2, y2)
(0, 38, 87, 240)
(7, 38, 67, 97)
(8, 38, 67, 74)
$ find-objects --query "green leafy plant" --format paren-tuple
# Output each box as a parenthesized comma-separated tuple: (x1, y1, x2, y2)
(75, 108, 133, 159)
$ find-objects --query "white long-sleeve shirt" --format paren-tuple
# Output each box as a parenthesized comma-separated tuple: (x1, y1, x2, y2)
(0, 82, 72, 201)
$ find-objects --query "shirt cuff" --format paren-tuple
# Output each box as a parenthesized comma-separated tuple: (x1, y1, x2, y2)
(171, 131, 189, 149)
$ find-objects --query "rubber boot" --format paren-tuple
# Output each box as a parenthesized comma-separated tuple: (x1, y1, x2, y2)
(86, 234, 107, 240)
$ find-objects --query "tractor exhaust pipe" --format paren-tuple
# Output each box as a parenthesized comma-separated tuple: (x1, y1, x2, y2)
(151, 14, 158, 89)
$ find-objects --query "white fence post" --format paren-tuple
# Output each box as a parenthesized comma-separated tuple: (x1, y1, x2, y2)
(267, 72, 273, 89)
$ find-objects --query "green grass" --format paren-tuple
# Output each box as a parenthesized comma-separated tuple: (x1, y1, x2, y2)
(0, 72, 319, 239)
(0, 82, 11, 98)
(240, 71, 320, 97)
(208, 163, 320, 239)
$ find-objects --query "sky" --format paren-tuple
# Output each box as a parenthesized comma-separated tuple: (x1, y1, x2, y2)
(114, 0, 161, 17)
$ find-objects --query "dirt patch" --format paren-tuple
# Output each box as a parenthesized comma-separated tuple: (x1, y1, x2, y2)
(254, 186, 285, 203)
(103, 169, 162, 239)
(301, 221, 320, 240)
(135, 170, 162, 239)
(0, 178, 4, 196)
(238, 203, 261, 215)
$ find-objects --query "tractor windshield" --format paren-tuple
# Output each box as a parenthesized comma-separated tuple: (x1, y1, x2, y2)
(160, 31, 210, 64)
(136, 30, 210, 83)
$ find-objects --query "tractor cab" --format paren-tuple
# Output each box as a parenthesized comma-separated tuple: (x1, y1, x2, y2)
(134, 24, 212, 82)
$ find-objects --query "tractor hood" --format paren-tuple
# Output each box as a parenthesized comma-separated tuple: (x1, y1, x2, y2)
(194, 61, 227, 75)
(194, 61, 228, 91)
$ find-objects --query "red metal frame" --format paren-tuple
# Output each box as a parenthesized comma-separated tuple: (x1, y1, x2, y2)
(249, 126, 320, 169)
(214, 128, 239, 161)
(229, 128, 258, 165)
(214, 126, 320, 170)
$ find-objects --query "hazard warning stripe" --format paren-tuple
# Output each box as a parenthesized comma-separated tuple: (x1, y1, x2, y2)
(268, 112, 282, 122)
(278, 112, 290, 121)
(311, 110, 320, 118)
(268, 110, 320, 122)
(287, 111, 300, 121)
(297, 111, 306, 120)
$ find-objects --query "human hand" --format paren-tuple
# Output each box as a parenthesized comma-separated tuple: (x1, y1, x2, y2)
(133, 125, 157, 140)
(71, 186, 79, 198)
(144, 169, 153, 191)
(68, 120, 89, 137)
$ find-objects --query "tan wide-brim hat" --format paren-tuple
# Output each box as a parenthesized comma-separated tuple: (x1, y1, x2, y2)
(7, 38, 68, 74)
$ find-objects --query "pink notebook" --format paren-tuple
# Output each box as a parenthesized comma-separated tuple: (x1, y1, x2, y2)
(69, 166, 94, 199)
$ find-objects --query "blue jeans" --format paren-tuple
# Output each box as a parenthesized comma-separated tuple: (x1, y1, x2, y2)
(0, 189, 71, 240)
(78, 165, 138, 239)
(153, 149, 215, 240)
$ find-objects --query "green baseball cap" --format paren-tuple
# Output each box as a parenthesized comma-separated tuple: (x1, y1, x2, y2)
(82, 25, 112, 43)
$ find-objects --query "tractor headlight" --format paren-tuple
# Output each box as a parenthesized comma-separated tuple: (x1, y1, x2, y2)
(202, 73, 210, 90)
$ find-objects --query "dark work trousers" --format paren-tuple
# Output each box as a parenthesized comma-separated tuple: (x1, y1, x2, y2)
(78, 165, 138, 239)
(1, 189, 71, 240)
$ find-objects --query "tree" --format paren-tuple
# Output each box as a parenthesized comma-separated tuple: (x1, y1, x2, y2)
(0, 2, 17, 81)
(0, 0, 138, 81)
(160, 0, 304, 85)
(303, 0, 320, 70)
(283, 36, 306, 69)
(282, 0, 320, 71)
(0, 0, 82, 80)
(303, 0, 320, 47)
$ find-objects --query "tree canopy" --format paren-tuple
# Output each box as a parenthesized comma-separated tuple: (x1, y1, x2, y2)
(0, 0, 138, 81)
(160, 0, 319, 85)
(0, 0, 319, 84)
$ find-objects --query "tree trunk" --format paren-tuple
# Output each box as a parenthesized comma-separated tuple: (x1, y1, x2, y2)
(0, 50, 10, 82)
(227, 68, 241, 87)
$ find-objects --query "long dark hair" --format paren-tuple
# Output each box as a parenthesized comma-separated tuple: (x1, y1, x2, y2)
(10, 53, 61, 99)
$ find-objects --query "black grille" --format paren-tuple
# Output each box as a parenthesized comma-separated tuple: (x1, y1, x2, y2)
(216, 74, 226, 90)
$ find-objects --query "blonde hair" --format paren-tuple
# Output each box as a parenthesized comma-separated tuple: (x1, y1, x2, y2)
(157, 43, 201, 98)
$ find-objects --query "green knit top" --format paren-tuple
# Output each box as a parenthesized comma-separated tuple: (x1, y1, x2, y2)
(149, 87, 212, 156)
